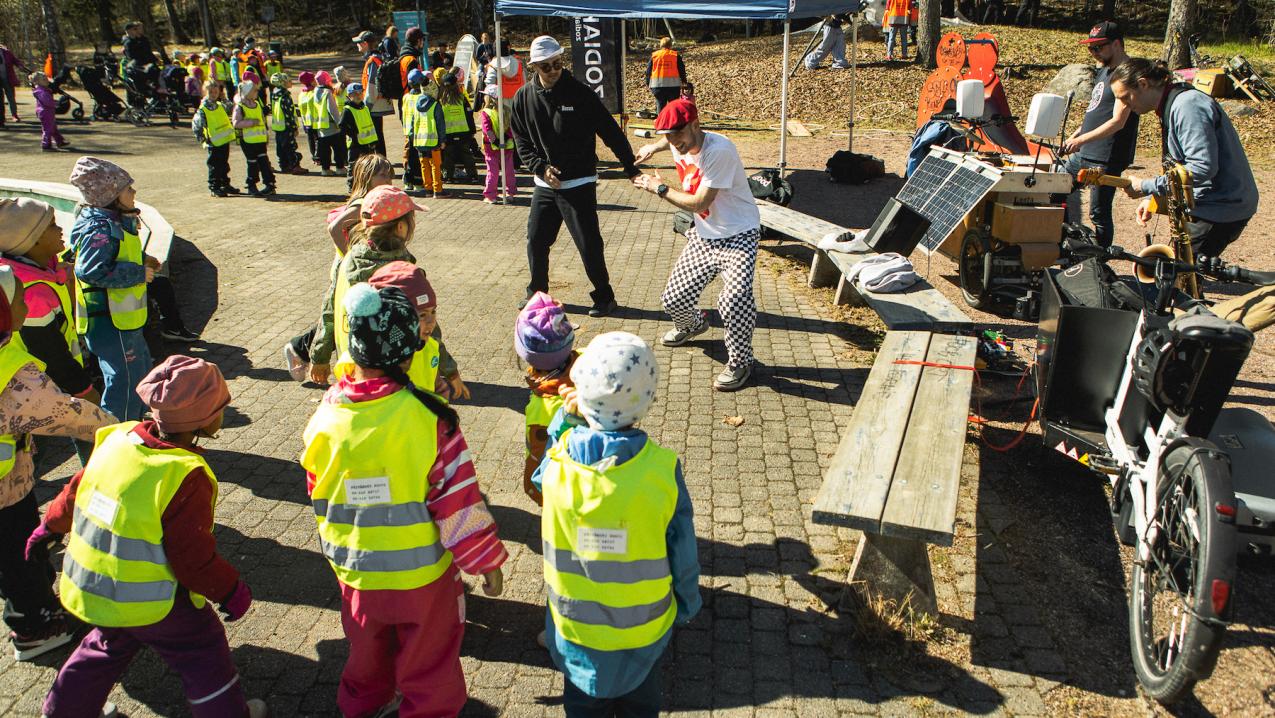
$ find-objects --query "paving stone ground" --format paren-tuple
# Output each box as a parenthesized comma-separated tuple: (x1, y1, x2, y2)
(2, 85, 1075, 717)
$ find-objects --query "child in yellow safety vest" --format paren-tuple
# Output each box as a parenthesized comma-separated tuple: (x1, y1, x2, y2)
(231, 79, 276, 196)
(514, 291, 576, 505)
(437, 73, 477, 185)
(298, 70, 319, 164)
(301, 282, 506, 718)
(530, 331, 701, 716)
(479, 84, 517, 203)
(338, 83, 379, 191)
(191, 80, 239, 197)
(269, 72, 306, 175)
(30, 355, 267, 718)
(406, 76, 448, 198)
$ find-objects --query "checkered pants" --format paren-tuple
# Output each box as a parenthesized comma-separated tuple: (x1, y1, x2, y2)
(662, 225, 760, 370)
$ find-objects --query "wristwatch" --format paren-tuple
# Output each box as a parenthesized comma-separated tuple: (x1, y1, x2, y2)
(656, 183, 669, 198)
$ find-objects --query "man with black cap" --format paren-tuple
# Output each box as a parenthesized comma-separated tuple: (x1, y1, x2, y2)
(509, 35, 641, 318)
(634, 99, 761, 391)
(1061, 20, 1139, 247)
(353, 29, 392, 156)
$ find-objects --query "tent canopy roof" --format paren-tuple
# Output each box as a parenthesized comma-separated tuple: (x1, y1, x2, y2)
(493, 0, 856, 20)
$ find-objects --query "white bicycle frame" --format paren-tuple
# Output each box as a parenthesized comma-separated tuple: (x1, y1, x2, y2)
(1103, 312, 1191, 564)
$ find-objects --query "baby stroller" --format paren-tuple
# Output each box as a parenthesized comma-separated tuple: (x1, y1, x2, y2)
(163, 63, 197, 111)
(123, 63, 181, 127)
(76, 64, 135, 124)
(48, 66, 86, 122)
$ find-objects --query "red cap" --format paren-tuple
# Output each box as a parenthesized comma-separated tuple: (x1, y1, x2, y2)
(369, 261, 436, 311)
(654, 98, 698, 134)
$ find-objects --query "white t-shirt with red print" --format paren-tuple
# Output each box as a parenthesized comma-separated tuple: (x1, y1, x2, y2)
(671, 131, 760, 240)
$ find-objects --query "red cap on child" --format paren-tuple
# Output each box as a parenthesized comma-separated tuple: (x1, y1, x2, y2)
(369, 261, 436, 312)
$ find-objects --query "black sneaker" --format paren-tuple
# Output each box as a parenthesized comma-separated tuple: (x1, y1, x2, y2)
(11, 616, 75, 661)
(587, 299, 619, 318)
(246, 184, 261, 197)
(225, 186, 242, 195)
(260, 186, 277, 196)
(211, 187, 229, 197)
(161, 326, 201, 342)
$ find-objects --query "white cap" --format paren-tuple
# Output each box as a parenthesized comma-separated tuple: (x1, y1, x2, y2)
(528, 35, 563, 64)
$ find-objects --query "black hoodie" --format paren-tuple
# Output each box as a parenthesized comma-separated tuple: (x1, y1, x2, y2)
(509, 70, 639, 184)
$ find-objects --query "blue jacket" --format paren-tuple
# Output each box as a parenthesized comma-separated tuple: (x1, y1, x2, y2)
(1139, 88, 1259, 224)
(70, 207, 147, 289)
(532, 410, 702, 698)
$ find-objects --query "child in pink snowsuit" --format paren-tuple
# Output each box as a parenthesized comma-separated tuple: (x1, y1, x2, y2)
(478, 84, 517, 203)
(30, 72, 68, 151)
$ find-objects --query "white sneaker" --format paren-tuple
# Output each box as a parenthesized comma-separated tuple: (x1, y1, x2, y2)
(714, 364, 752, 392)
(661, 313, 709, 347)
(247, 698, 268, 718)
(282, 342, 307, 382)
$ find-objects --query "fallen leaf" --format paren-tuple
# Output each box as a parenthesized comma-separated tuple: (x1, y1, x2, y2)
(723, 415, 745, 427)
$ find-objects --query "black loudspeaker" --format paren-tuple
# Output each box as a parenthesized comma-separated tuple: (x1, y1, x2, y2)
(863, 198, 930, 256)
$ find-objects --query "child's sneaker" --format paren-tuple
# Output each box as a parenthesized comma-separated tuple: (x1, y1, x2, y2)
(282, 342, 308, 382)
(260, 185, 277, 196)
(224, 185, 242, 194)
(41, 146, 56, 152)
(246, 184, 262, 196)
(211, 187, 229, 197)
(11, 616, 75, 661)
(161, 325, 201, 342)
(44, 701, 117, 718)
(247, 698, 268, 717)
(661, 313, 709, 347)
(321, 169, 338, 177)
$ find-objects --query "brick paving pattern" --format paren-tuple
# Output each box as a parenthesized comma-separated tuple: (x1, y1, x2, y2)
(0, 110, 1071, 717)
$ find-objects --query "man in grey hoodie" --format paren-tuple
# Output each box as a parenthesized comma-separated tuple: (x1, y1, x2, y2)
(1111, 58, 1259, 258)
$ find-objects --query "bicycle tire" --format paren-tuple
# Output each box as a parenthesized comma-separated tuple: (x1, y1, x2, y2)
(1128, 439, 1236, 704)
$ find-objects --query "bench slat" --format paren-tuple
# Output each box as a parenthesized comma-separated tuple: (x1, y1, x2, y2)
(880, 334, 977, 546)
(756, 200, 854, 246)
(823, 251, 973, 332)
(812, 331, 932, 531)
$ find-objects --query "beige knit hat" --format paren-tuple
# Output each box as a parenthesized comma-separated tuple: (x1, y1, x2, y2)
(0, 198, 54, 255)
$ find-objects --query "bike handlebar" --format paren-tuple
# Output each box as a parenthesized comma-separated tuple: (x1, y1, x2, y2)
(1069, 244, 1275, 287)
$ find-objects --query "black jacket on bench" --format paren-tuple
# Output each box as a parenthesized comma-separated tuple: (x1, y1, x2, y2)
(509, 70, 640, 184)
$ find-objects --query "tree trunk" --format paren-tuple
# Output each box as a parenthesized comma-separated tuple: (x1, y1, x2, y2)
(197, 0, 218, 46)
(917, 0, 942, 69)
(165, 0, 192, 44)
(96, 0, 116, 45)
(1102, 0, 1116, 19)
(469, 0, 484, 36)
(1164, 0, 1196, 69)
(39, 0, 68, 69)
(350, 0, 369, 32)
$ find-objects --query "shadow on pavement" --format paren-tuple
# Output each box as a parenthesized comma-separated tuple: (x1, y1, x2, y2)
(203, 448, 310, 505)
(464, 380, 527, 413)
(212, 525, 336, 611)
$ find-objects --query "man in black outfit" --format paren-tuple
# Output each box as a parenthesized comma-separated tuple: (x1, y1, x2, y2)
(509, 35, 641, 318)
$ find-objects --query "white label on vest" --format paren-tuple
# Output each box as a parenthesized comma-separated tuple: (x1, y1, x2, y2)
(577, 527, 627, 555)
(345, 476, 392, 505)
(86, 491, 120, 526)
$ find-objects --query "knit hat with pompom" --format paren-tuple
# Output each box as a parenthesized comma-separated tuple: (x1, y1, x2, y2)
(343, 283, 424, 369)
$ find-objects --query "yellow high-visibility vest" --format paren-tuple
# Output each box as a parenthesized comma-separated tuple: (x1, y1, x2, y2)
(301, 388, 452, 590)
(541, 430, 679, 650)
(0, 341, 45, 481)
(198, 102, 234, 146)
(239, 101, 268, 143)
(74, 224, 147, 332)
(481, 108, 515, 150)
(59, 422, 217, 627)
(347, 103, 377, 147)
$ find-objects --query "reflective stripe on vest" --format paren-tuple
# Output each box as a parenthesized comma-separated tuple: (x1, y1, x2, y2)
(649, 49, 681, 89)
(412, 98, 441, 148)
(298, 89, 313, 127)
(541, 431, 679, 650)
(349, 104, 377, 146)
(481, 108, 514, 150)
(441, 102, 467, 135)
(74, 224, 147, 332)
(301, 389, 451, 590)
(59, 422, 217, 627)
(0, 342, 45, 481)
(270, 94, 287, 131)
(240, 102, 268, 143)
(199, 102, 235, 146)
(311, 88, 331, 130)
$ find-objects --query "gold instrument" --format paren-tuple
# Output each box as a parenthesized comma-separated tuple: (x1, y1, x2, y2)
(1134, 163, 1200, 299)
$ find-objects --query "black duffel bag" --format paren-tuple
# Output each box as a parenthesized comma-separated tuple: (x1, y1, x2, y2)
(748, 168, 793, 206)
(826, 150, 886, 184)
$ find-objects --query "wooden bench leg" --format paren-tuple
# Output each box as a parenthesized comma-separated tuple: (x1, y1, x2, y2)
(848, 532, 938, 616)
(834, 274, 867, 307)
(808, 249, 841, 289)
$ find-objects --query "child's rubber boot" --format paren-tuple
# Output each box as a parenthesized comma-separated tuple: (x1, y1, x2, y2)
(224, 185, 242, 194)
(247, 698, 269, 717)
(260, 185, 277, 197)
(211, 186, 229, 198)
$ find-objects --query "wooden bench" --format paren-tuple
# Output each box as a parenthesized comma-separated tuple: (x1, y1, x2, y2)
(812, 330, 977, 614)
(756, 200, 972, 332)
(0, 178, 173, 265)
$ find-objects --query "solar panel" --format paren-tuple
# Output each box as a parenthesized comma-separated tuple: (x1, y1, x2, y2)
(897, 151, 1001, 253)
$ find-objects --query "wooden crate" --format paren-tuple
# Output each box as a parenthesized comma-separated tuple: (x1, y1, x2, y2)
(990, 202, 1064, 245)
(1193, 69, 1233, 98)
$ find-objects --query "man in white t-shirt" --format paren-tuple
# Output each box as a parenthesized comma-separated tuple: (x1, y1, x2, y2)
(635, 99, 761, 391)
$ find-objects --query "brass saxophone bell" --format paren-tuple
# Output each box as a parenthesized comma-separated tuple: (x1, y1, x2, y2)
(1135, 244, 1175, 284)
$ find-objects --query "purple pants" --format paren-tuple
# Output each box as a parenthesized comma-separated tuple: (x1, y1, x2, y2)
(483, 147, 517, 201)
(36, 110, 64, 149)
(43, 592, 249, 718)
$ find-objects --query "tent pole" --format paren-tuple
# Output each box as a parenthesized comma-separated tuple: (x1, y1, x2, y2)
(779, 18, 791, 176)
(495, 13, 506, 205)
(849, 15, 858, 153)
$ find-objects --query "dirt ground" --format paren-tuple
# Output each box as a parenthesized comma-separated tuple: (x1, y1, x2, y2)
(719, 130, 1275, 717)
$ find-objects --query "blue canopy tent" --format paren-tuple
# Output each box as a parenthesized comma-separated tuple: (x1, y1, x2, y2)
(490, 0, 858, 197)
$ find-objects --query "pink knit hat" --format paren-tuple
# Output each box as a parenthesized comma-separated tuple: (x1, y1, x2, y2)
(298, 70, 315, 89)
(315, 70, 332, 87)
(136, 355, 231, 433)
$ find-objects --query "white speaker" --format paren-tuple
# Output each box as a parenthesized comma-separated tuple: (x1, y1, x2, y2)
(1026, 93, 1067, 137)
(956, 79, 985, 120)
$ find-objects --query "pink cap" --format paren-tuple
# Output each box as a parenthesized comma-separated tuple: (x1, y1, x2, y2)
(360, 185, 428, 227)
(136, 355, 231, 433)
(315, 70, 332, 86)
(369, 261, 435, 311)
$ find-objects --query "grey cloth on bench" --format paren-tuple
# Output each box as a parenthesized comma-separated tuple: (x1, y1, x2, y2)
(844, 253, 920, 293)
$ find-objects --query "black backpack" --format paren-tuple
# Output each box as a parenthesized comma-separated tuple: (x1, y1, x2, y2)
(748, 169, 793, 206)
(379, 54, 405, 101)
(826, 150, 886, 184)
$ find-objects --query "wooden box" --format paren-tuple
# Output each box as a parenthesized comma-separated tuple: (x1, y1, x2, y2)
(990, 203, 1064, 245)
(1193, 69, 1233, 98)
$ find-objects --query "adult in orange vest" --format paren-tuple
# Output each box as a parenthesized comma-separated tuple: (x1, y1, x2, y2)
(643, 37, 686, 112)
(484, 40, 525, 101)
(883, 0, 911, 61)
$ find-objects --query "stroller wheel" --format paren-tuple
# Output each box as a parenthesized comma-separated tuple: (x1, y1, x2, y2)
(72, 107, 85, 121)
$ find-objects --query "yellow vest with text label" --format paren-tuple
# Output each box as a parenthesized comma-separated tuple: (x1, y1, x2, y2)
(74, 224, 147, 333)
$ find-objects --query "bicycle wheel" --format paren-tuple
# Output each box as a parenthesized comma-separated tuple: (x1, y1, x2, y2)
(1128, 439, 1236, 704)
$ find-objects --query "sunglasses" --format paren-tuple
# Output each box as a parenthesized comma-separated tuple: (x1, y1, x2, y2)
(535, 59, 564, 72)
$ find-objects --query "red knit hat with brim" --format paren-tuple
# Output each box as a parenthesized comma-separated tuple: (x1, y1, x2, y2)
(136, 355, 231, 433)
(655, 98, 698, 134)
(369, 261, 436, 312)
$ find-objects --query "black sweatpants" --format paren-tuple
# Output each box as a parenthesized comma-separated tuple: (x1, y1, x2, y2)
(1189, 216, 1251, 259)
(444, 134, 477, 182)
(371, 113, 388, 157)
(241, 141, 276, 189)
(276, 130, 303, 171)
(290, 325, 317, 363)
(526, 182, 614, 306)
(318, 133, 347, 171)
(306, 127, 319, 162)
(206, 143, 231, 190)
(0, 492, 61, 636)
(651, 87, 681, 112)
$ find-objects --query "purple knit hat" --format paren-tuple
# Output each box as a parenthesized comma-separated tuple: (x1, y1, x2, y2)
(514, 292, 575, 370)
